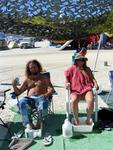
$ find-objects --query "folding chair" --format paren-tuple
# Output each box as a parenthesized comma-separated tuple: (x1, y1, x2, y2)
(0, 88, 12, 141)
(11, 72, 55, 137)
(106, 70, 113, 105)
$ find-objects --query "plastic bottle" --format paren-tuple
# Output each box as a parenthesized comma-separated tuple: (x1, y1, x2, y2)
(62, 119, 73, 138)
(33, 129, 42, 138)
(25, 124, 42, 139)
(15, 77, 20, 85)
(25, 124, 33, 139)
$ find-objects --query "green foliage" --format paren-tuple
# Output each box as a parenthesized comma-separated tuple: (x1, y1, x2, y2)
(31, 16, 48, 25)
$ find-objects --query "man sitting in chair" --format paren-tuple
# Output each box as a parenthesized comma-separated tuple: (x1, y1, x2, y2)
(12, 59, 53, 129)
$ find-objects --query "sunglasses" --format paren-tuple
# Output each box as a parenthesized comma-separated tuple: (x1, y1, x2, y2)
(75, 59, 85, 62)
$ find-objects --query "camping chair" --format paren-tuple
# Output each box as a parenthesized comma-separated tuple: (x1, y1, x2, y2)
(66, 85, 98, 123)
(11, 72, 55, 136)
(0, 88, 12, 141)
(105, 70, 113, 105)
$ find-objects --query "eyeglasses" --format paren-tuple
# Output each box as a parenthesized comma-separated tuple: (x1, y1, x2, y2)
(75, 59, 85, 62)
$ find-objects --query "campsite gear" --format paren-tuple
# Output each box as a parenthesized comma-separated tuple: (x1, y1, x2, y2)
(62, 84, 98, 136)
(105, 70, 113, 105)
(62, 85, 73, 138)
(11, 130, 24, 139)
(8, 138, 33, 150)
(62, 119, 73, 138)
(72, 117, 94, 133)
(0, 88, 12, 142)
(43, 132, 53, 146)
(15, 77, 20, 85)
(25, 124, 33, 139)
(104, 61, 108, 66)
(98, 108, 113, 130)
(98, 108, 113, 121)
(25, 124, 42, 139)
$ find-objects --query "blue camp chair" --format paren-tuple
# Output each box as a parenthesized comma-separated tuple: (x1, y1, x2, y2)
(11, 72, 55, 137)
(0, 88, 12, 141)
(106, 70, 113, 105)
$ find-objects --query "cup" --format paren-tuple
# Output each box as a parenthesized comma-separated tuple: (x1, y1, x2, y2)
(104, 61, 108, 66)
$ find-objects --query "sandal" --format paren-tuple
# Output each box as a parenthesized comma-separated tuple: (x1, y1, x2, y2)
(43, 133, 53, 146)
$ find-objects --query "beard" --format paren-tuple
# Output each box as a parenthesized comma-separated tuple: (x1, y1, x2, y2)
(32, 72, 38, 75)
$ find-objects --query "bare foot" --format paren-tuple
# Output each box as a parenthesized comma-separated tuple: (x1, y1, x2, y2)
(73, 118, 79, 126)
(86, 119, 92, 125)
(27, 123, 35, 129)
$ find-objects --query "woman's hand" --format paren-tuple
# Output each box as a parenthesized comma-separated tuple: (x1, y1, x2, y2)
(65, 82, 70, 89)
(95, 84, 99, 91)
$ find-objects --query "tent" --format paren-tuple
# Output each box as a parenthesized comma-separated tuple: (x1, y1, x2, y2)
(86, 34, 99, 44)
(59, 40, 73, 50)
(8, 41, 19, 49)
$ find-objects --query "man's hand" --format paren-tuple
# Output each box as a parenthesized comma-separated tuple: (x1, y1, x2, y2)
(12, 78, 18, 86)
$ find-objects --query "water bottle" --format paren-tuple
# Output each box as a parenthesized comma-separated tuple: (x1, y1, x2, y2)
(62, 119, 73, 138)
(33, 129, 42, 138)
(15, 77, 20, 85)
(25, 124, 41, 139)
(25, 124, 33, 139)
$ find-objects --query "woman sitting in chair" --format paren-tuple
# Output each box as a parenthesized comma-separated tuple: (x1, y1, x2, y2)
(12, 59, 53, 129)
(64, 54, 99, 125)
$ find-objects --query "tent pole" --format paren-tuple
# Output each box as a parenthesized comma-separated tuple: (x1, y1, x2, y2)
(93, 37, 101, 75)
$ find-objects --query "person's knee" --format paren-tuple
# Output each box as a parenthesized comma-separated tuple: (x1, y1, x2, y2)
(71, 94, 78, 103)
(41, 98, 49, 109)
(85, 91, 94, 102)
(19, 98, 28, 108)
(71, 98, 79, 105)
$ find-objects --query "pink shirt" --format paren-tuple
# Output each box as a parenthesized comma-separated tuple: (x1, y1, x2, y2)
(64, 65, 94, 95)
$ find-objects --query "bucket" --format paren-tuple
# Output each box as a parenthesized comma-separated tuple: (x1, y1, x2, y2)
(72, 117, 94, 133)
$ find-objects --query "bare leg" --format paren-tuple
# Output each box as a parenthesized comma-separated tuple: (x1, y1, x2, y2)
(34, 118, 41, 129)
(28, 122, 41, 129)
(85, 91, 94, 125)
(71, 94, 79, 125)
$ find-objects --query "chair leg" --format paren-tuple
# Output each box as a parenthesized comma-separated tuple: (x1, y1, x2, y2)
(51, 99, 54, 113)
(105, 89, 113, 104)
(94, 93, 98, 122)
(0, 118, 12, 141)
(48, 99, 54, 114)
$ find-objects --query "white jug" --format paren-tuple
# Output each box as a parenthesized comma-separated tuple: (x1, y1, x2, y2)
(62, 119, 73, 138)
(25, 124, 42, 139)
(25, 129, 33, 139)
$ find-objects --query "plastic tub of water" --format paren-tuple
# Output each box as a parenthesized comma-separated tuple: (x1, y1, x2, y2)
(72, 117, 94, 133)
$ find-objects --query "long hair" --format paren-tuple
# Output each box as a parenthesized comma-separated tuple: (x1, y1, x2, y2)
(25, 59, 43, 77)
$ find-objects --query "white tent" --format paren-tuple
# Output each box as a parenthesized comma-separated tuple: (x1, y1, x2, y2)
(8, 41, 19, 49)
(59, 40, 73, 50)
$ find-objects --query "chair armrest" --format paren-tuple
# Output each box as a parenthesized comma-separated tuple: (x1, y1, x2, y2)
(0, 88, 11, 96)
(0, 88, 11, 109)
